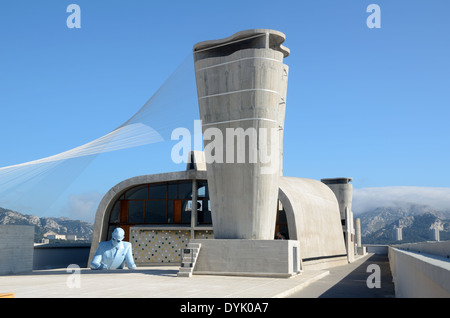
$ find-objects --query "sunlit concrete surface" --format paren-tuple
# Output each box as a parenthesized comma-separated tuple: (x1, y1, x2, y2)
(0, 225, 34, 275)
(288, 253, 395, 298)
(0, 265, 327, 298)
(389, 247, 450, 298)
(0, 253, 398, 298)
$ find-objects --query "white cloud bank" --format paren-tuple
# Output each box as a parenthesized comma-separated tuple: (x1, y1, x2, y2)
(58, 187, 450, 222)
(61, 191, 104, 223)
(353, 186, 450, 214)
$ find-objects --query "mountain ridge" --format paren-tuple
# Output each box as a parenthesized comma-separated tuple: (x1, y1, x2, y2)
(358, 204, 450, 244)
(0, 207, 94, 242)
(2, 203, 449, 245)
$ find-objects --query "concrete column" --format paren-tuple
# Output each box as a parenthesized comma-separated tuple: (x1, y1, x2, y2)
(430, 227, 440, 241)
(393, 227, 403, 241)
(191, 179, 198, 239)
(355, 218, 362, 248)
(321, 178, 353, 222)
(321, 177, 354, 262)
(193, 29, 289, 239)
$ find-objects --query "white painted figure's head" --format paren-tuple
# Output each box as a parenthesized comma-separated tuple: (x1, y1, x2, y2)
(111, 227, 125, 247)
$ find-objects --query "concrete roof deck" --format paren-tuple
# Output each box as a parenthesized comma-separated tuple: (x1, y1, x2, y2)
(0, 265, 327, 298)
(0, 253, 394, 298)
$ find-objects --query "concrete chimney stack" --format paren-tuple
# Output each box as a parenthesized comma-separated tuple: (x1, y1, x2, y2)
(321, 177, 355, 261)
(193, 29, 289, 239)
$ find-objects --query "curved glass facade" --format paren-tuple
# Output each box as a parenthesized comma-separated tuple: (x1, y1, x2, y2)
(107, 180, 212, 240)
(107, 179, 288, 242)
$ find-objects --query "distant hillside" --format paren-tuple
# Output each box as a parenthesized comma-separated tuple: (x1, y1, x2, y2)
(359, 204, 450, 244)
(0, 207, 94, 242)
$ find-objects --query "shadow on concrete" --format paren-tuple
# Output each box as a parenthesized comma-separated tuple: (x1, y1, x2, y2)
(319, 254, 395, 298)
(10, 267, 179, 278)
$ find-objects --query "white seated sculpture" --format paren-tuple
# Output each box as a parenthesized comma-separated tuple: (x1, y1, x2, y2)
(90, 227, 136, 270)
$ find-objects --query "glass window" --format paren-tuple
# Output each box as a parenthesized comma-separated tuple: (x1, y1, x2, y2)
(181, 200, 192, 224)
(178, 181, 192, 200)
(109, 201, 121, 223)
(167, 200, 174, 223)
(197, 181, 209, 199)
(107, 226, 119, 240)
(149, 184, 166, 200)
(145, 200, 167, 223)
(126, 185, 148, 200)
(128, 201, 144, 223)
(197, 199, 212, 224)
(107, 180, 207, 237)
(168, 183, 178, 199)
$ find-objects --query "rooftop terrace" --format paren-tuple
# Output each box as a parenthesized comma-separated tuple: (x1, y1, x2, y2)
(1, 253, 392, 299)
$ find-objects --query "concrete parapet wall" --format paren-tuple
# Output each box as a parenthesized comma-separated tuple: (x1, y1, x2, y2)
(302, 256, 348, 271)
(33, 243, 90, 270)
(0, 225, 34, 275)
(389, 246, 450, 298)
(365, 245, 389, 255)
(394, 241, 450, 258)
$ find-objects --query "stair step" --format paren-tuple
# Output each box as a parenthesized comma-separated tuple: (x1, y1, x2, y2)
(182, 249, 199, 254)
(182, 255, 197, 260)
(182, 253, 199, 258)
(177, 271, 192, 277)
(177, 243, 201, 278)
(180, 262, 194, 268)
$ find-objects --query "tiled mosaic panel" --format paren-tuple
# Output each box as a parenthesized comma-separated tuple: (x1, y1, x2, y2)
(131, 229, 214, 264)
(194, 230, 214, 239)
(131, 230, 189, 264)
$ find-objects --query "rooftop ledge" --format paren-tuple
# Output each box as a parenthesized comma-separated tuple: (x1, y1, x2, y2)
(193, 29, 290, 60)
(321, 178, 353, 184)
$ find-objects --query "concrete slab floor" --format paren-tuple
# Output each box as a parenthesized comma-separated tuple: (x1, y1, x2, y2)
(288, 253, 395, 298)
(0, 265, 328, 298)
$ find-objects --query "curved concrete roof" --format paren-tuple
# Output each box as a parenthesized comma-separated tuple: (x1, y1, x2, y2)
(88, 170, 207, 265)
(278, 176, 347, 260)
(89, 172, 347, 265)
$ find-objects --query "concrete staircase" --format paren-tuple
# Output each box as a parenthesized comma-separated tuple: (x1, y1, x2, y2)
(177, 243, 201, 277)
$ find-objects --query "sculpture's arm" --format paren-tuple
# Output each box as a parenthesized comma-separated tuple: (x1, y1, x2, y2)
(125, 245, 137, 270)
(90, 247, 108, 270)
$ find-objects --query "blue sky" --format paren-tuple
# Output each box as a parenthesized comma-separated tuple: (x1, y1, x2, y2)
(1, 1, 449, 221)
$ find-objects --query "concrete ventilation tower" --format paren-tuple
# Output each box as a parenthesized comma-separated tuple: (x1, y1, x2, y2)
(321, 177, 355, 262)
(430, 227, 440, 241)
(193, 29, 289, 240)
(354, 218, 362, 251)
(190, 29, 300, 277)
(393, 227, 403, 241)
